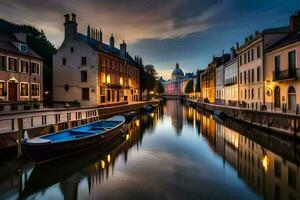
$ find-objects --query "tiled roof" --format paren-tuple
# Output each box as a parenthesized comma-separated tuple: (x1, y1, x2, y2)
(0, 35, 43, 59)
(265, 31, 300, 52)
(78, 33, 137, 66)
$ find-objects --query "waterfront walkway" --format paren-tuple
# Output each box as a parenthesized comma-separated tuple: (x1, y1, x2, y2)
(187, 98, 300, 138)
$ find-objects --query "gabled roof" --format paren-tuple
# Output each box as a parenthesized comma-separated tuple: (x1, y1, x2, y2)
(0, 35, 43, 59)
(78, 33, 137, 66)
(265, 31, 300, 52)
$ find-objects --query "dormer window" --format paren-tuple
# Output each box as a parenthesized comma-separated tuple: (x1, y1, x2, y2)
(20, 44, 28, 53)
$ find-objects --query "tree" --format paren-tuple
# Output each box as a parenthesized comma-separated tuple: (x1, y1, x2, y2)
(140, 64, 157, 100)
(155, 80, 165, 95)
(195, 70, 201, 92)
(185, 80, 194, 94)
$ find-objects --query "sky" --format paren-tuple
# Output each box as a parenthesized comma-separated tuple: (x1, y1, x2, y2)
(0, 0, 300, 79)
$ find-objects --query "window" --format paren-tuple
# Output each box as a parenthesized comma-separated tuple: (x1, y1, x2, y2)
(82, 88, 89, 100)
(288, 50, 296, 70)
(274, 184, 281, 200)
(257, 46, 261, 58)
(31, 84, 40, 97)
(244, 71, 246, 84)
(62, 58, 66, 65)
(30, 62, 40, 75)
(248, 51, 250, 62)
(0, 82, 4, 96)
(274, 160, 281, 178)
(20, 82, 29, 97)
(251, 49, 254, 60)
(81, 57, 87, 65)
(81, 71, 87, 82)
(288, 167, 296, 189)
(251, 88, 254, 99)
(244, 53, 246, 64)
(20, 60, 29, 73)
(251, 69, 254, 83)
(240, 56, 242, 66)
(248, 69, 250, 84)
(20, 44, 27, 53)
(0, 55, 6, 70)
(257, 67, 261, 82)
(244, 89, 247, 99)
(70, 47, 74, 53)
(275, 55, 281, 71)
(258, 88, 260, 100)
(8, 57, 18, 71)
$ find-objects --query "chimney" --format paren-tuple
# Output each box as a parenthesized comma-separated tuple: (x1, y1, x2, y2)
(71, 13, 76, 22)
(230, 46, 236, 58)
(236, 42, 239, 49)
(98, 29, 103, 49)
(290, 10, 300, 32)
(14, 32, 27, 43)
(120, 40, 127, 58)
(99, 29, 102, 43)
(87, 25, 91, 39)
(64, 13, 78, 40)
(110, 33, 115, 49)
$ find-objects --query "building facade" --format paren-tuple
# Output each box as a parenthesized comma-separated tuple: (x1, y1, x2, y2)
(0, 33, 43, 111)
(53, 14, 140, 107)
(237, 28, 289, 109)
(265, 11, 300, 112)
(224, 47, 238, 106)
(163, 63, 195, 96)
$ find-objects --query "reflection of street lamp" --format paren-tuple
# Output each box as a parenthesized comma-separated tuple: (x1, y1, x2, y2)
(262, 154, 270, 173)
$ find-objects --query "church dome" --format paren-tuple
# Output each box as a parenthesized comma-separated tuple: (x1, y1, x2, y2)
(171, 62, 184, 80)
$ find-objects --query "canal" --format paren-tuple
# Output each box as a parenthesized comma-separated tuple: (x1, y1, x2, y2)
(0, 100, 299, 200)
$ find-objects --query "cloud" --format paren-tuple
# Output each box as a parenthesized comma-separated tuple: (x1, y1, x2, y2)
(0, 0, 228, 46)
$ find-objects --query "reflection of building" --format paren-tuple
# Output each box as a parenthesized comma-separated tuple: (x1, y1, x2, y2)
(163, 63, 195, 96)
(53, 14, 140, 106)
(0, 33, 43, 111)
(265, 11, 300, 112)
(165, 100, 184, 135)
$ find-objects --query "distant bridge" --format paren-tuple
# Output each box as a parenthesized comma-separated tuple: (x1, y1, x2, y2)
(160, 94, 187, 100)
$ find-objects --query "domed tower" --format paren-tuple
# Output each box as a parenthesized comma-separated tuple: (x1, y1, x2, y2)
(171, 62, 184, 80)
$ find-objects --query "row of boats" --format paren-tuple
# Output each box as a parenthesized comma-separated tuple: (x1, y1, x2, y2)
(21, 104, 155, 164)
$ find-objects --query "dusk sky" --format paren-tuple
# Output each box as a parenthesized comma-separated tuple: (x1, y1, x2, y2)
(1, 0, 300, 79)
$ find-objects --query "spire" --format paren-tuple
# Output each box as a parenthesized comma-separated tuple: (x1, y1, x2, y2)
(176, 62, 179, 68)
(110, 33, 115, 49)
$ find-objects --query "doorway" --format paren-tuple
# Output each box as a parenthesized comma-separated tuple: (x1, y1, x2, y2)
(274, 86, 280, 108)
(8, 82, 17, 101)
(288, 86, 296, 111)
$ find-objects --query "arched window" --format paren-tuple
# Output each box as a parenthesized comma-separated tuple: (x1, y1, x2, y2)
(288, 86, 296, 94)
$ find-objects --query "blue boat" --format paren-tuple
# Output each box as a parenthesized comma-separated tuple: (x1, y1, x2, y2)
(21, 116, 126, 164)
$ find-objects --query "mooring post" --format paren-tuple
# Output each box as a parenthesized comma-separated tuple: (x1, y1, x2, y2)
(17, 118, 24, 158)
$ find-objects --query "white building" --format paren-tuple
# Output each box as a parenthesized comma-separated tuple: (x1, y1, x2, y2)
(237, 28, 289, 109)
(215, 53, 230, 105)
(224, 47, 238, 106)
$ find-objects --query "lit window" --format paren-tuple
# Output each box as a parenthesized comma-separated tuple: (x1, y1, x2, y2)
(20, 83, 29, 96)
(0, 82, 4, 96)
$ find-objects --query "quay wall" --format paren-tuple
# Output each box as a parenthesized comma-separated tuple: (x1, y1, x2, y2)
(0, 100, 159, 155)
(187, 99, 300, 138)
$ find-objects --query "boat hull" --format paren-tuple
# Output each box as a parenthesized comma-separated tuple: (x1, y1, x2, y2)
(22, 122, 125, 164)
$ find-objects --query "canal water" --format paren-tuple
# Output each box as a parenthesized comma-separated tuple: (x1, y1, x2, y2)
(0, 100, 299, 200)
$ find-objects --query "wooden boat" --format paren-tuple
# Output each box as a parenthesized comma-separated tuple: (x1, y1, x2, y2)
(21, 116, 126, 164)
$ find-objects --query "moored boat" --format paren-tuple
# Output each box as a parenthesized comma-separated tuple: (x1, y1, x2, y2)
(21, 116, 126, 164)
(124, 111, 138, 122)
(212, 110, 227, 120)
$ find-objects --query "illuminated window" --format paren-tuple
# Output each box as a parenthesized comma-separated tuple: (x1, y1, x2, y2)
(0, 82, 4, 96)
(20, 82, 29, 97)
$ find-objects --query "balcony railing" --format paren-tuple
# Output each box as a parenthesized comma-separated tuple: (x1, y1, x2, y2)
(273, 67, 299, 81)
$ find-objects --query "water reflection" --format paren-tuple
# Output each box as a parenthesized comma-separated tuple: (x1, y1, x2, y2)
(0, 101, 299, 200)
